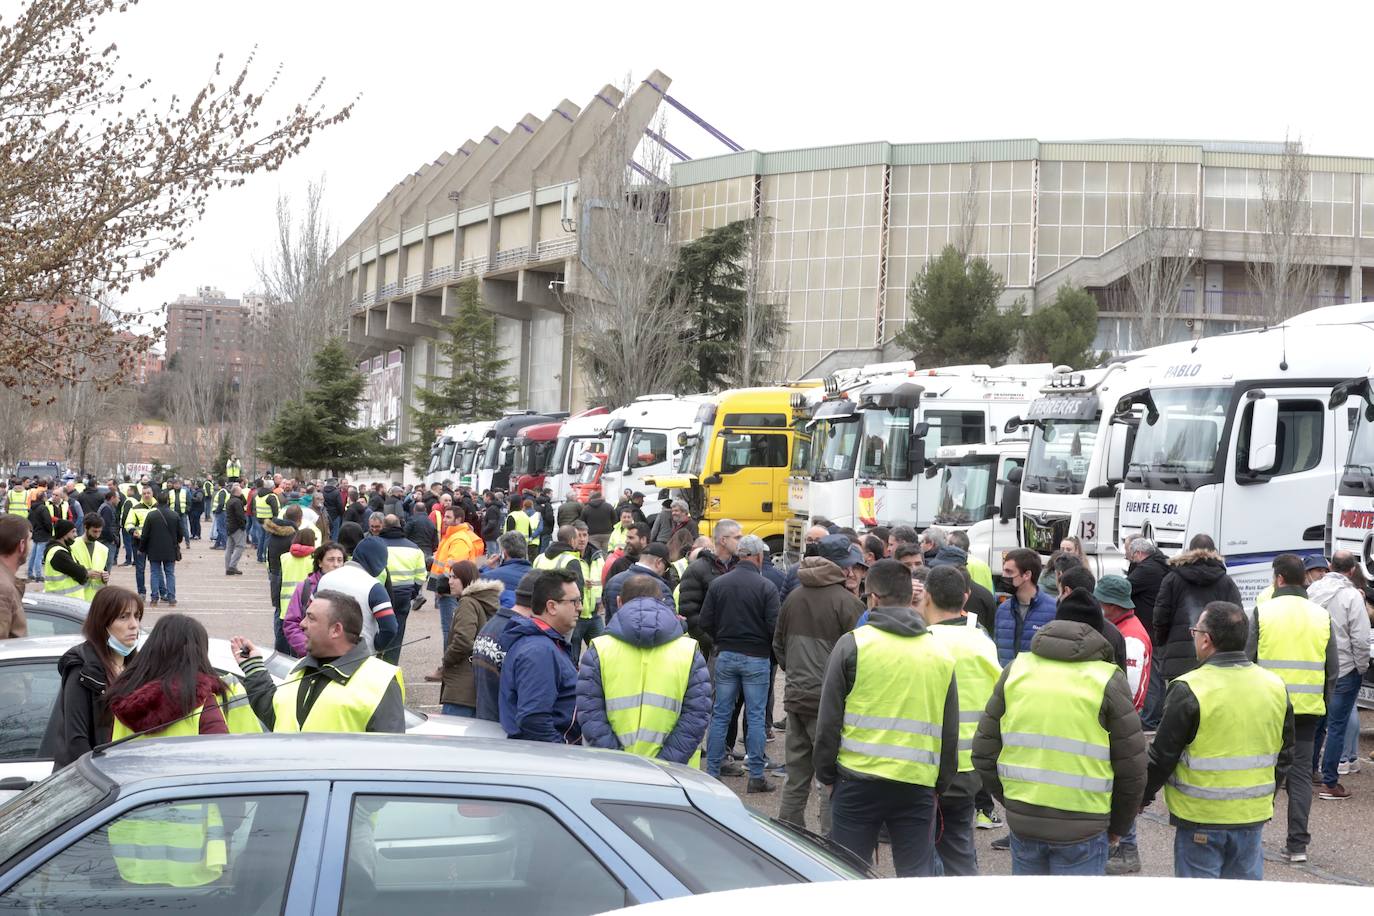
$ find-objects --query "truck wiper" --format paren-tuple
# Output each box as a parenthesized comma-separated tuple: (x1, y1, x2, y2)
(1126, 461, 1151, 486)
(1341, 463, 1374, 492)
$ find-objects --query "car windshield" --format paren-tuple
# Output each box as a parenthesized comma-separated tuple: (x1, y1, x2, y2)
(576, 460, 601, 484)
(1025, 417, 1099, 495)
(857, 407, 912, 480)
(1127, 385, 1230, 488)
(815, 418, 861, 482)
(0, 767, 107, 868)
(934, 459, 997, 526)
(749, 813, 874, 879)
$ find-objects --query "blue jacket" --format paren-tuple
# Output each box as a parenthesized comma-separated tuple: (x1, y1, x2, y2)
(498, 614, 581, 744)
(994, 589, 1058, 667)
(576, 597, 711, 764)
(473, 607, 514, 721)
(487, 558, 533, 610)
(603, 563, 673, 614)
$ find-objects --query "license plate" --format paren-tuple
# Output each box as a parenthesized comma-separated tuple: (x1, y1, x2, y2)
(1359, 684, 1374, 708)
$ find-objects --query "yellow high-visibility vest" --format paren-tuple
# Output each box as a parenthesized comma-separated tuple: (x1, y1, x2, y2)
(270, 656, 401, 733)
(70, 538, 108, 601)
(1256, 593, 1330, 716)
(593, 633, 700, 765)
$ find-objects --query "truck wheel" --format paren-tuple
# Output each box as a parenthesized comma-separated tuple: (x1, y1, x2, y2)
(764, 535, 785, 562)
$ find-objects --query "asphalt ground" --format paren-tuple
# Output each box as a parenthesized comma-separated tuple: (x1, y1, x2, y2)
(83, 534, 1374, 886)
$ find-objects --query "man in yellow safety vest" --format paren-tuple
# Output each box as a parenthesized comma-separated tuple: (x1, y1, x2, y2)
(577, 576, 710, 765)
(43, 520, 108, 600)
(5, 481, 27, 517)
(972, 586, 1146, 876)
(234, 589, 405, 733)
(813, 559, 960, 877)
(70, 516, 111, 601)
(921, 565, 1000, 876)
(1143, 600, 1294, 879)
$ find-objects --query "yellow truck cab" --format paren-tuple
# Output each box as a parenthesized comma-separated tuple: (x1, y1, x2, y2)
(648, 386, 815, 555)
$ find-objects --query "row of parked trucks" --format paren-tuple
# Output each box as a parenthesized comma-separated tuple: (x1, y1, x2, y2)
(423, 303, 1374, 615)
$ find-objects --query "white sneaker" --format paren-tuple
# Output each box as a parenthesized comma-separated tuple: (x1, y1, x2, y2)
(1338, 759, 1360, 776)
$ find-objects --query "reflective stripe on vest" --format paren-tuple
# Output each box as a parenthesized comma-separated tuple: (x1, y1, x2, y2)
(168, 491, 185, 514)
(508, 510, 535, 545)
(70, 539, 108, 601)
(534, 549, 595, 616)
(5, 488, 26, 515)
(109, 801, 226, 887)
(928, 623, 1001, 772)
(385, 544, 426, 590)
(593, 632, 699, 764)
(997, 652, 1117, 814)
(607, 523, 629, 553)
(126, 504, 152, 534)
(254, 493, 275, 519)
(271, 656, 400, 732)
(1256, 594, 1329, 716)
(1164, 661, 1288, 824)
(278, 554, 315, 618)
(214, 488, 229, 512)
(42, 545, 84, 597)
(837, 625, 954, 786)
(220, 676, 264, 734)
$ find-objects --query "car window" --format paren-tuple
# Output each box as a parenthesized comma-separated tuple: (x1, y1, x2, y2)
(20, 611, 83, 637)
(0, 792, 305, 915)
(625, 432, 668, 470)
(0, 767, 106, 868)
(340, 794, 626, 916)
(0, 663, 63, 761)
(719, 433, 788, 473)
(598, 802, 798, 893)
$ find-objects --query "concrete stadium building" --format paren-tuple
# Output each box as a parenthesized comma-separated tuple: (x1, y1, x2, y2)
(671, 138, 1374, 378)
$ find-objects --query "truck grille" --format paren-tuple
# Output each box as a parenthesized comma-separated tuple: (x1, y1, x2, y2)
(1022, 512, 1071, 554)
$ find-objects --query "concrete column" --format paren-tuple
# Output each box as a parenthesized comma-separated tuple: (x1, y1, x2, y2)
(1352, 170, 1363, 303)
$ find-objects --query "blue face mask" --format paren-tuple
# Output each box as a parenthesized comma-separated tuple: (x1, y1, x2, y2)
(107, 633, 135, 657)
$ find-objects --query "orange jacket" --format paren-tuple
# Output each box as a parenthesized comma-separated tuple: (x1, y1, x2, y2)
(430, 523, 483, 575)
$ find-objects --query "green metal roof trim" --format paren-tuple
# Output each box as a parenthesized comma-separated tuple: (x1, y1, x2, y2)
(673, 138, 1374, 186)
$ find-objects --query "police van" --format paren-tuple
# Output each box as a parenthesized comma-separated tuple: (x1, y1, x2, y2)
(1112, 304, 1374, 605)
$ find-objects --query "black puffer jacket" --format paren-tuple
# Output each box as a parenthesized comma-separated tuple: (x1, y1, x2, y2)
(39, 641, 125, 768)
(580, 496, 617, 536)
(1126, 549, 1171, 632)
(676, 551, 735, 657)
(1151, 549, 1243, 680)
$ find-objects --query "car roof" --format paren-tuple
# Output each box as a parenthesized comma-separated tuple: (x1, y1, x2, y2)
(0, 634, 84, 661)
(88, 733, 685, 788)
(21, 593, 89, 616)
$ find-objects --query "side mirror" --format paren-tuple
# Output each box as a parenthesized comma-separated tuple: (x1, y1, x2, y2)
(907, 437, 926, 473)
(1105, 422, 1129, 484)
(999, 467, 1022, 522)
(703, 473, 723, 486)
(1248, 398, 1280, 472)
(924, 464, 940, 480)
(913, 421, 930, 439)
(676, 431, 689, 447)
(1003, 416, 1024, 435)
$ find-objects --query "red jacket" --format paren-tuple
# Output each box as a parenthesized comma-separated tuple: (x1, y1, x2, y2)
(1107, 608, 1152, 711)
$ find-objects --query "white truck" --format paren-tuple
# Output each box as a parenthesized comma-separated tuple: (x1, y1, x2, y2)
(1111, 304, 1374, 605)
(423, 420, 494, 490)
(929, 439, 1028, 586)
(599, 395, 710, 519)
(795, 363, 1050, 535)
(545, 411, 612, 506)
(1326, 366, 1374, 710)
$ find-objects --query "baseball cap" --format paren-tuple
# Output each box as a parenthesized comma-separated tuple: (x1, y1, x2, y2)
(515, 570, 542, 605)
(1093, 575, 1135, 609)
(1304, 555, 1330, 572)
(816, 534, 858, 568)
(641, 543, 670, 562)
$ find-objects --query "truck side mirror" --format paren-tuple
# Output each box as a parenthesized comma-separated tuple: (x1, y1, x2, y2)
(1105, 422, 1129, 485)
(1248, 398, 1280, 473)
(907, 437, 926, 473)
(999, 467, 1022, 523)
(913, 421, 930, 439)
(1004, 416, 1023, 435)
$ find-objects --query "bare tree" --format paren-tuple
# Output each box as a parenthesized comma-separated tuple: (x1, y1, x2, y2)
(567, 89, 688, 408)
(954, 163, 983, 257)
(0, 0, 352, 396)
(1116, 150, 1199, 348)
(55, 299, 138, 474)
(1246, 138, 1324, 324)
(732, 211, 789, 387)
(165, 341, 232, 475)
(0, 389, 34, 471)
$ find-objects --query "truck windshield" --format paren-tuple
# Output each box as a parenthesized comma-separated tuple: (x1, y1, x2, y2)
(1025, 417, 1099, 495)
(678, 423, 712, 476)
(815, 419, 861, 482)
(608, 429, 630, 471)
(791, 415, 818, 476)
(1342, 403, 1374, 494)
(457, 447, 478, 475)
(481, 436, 502, 471)
(438, 441, 457, 474)
(577, 460, 601, 484)
(549, 437, 571, 476)
(934, 459, 997, 526)
(1127, 386, 1230, 488)
(857, 407, 913, 480)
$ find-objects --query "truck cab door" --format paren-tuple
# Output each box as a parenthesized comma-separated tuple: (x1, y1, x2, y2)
(708, 430, 789, 533)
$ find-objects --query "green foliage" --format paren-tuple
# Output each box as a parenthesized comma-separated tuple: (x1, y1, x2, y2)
(1022, 285, 1105, 369)
(895, 245, 1023, 367)
(407, 278, 514, 466)
(258, 338, 409, 475)
(213, 433, 232, 481)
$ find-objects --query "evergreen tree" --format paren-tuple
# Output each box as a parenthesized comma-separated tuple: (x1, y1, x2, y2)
(1022, 285, 1106, 369)
(213, 432, 232, 481)
(895, 245, 1023, 367)
(407, 278, 513, 465)
(258, 338, 408, 476)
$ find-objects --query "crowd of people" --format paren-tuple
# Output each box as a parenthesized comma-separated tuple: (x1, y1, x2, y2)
(4, 464, 1371, 884)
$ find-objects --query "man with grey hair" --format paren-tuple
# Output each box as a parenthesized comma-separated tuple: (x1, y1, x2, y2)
(920, 525, 947, 561)
(1125, 535, 1170, 728)
(677, 518, 742, 657)
(486, 531, 533, 611)
(701, 533, 781, 791)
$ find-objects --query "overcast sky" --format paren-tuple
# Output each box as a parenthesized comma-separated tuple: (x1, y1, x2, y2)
(112, 0, 1371, 327)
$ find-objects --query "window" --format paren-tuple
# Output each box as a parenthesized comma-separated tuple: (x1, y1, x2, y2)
(0, 662, 63, 760)
(0, 793, 305, 916)
(624, 432, 668, 470)
(1235, 399, 1324, 479)
(16, 611, 82, 638)
(340, 795, 625, 916)
(0, 767, 106, 868)
(719, 433, 788, 474)
(599, 803, 797, 893)
(924, 410, 986, 448)
(722, 413, 788, 428)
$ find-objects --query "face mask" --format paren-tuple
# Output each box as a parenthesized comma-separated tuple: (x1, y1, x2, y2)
(107, 633, 135, 657)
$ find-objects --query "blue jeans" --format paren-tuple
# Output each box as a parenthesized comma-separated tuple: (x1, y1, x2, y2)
(330, 515, 342, 541)
(1120, 819, 1138, 849)
(122, 529, 135, 564)
(1173, 824, 1263, 880)
(148, 560, 175, 601)
(443, 703, 476, 717)
(1321, 669, 1363, 786)
(1011, 831, 1108, 876)
(27, 542, 46, 580)
(437, 594, 457, 643)
(382, 595, 412, 665)
(255, 520, 270, 562)
(707, 651, 770, 778)
(1343, 699, 1361, 761)
(570, 614, 605, 662)
(103, 540, 116, 572)
(133, 549, 147, 596)
(211, 512, 226, 547)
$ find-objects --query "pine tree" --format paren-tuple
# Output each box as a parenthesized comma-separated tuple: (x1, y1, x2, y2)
(259, 338, 409, 476)
(213, 433, 232, 482)
(1022, 285, 1106, 369)
(895, 245, 1024, 367)
(407, 278, 514, 466)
